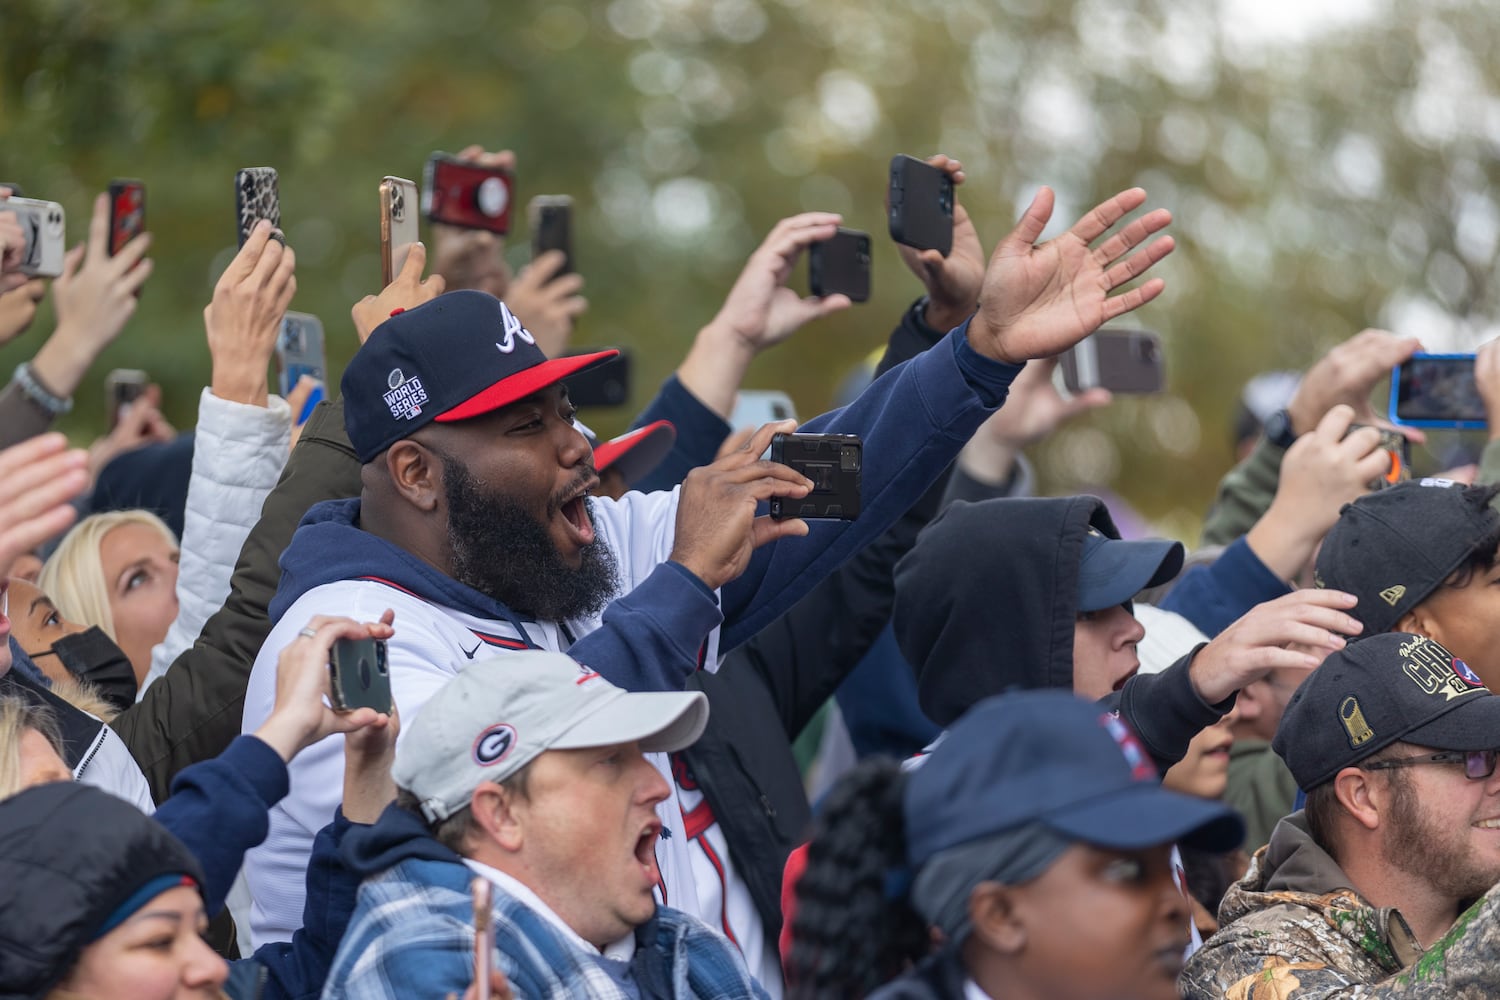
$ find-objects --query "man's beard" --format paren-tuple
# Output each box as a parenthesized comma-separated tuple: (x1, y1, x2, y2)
(1383, 768, 1500, 903)
(443, 455, 620, 623)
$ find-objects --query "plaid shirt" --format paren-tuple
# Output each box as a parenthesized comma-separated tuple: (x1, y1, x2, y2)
(322, 853, 770, 1000)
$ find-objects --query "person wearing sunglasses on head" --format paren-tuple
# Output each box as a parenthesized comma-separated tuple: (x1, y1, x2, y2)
(1183, 632, 1500, 998)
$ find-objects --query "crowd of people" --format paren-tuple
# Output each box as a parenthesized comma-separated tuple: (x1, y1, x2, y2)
(4, 145, 1500, 1000)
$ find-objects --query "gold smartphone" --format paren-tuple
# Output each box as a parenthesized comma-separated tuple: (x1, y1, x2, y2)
(379, 176, 420, 286)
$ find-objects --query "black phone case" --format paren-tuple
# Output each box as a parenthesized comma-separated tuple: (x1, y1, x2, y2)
(532, 200, 574, 275)
(564, 349, 631, 408)
(809, 228, 871, 303)
(329, 637, 391, 713)
(888, 155, 954, 257)
(235, 167, 280, 247)
(769, 433, 862, 521)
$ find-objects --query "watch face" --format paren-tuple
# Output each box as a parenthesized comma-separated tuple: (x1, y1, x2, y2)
(1266, 409, 1296, 447)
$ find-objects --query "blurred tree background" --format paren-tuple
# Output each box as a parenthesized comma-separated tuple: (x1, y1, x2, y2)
(3, 0, 1498, 539)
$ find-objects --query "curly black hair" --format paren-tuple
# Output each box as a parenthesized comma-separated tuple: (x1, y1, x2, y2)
(785, 758, 931, 999)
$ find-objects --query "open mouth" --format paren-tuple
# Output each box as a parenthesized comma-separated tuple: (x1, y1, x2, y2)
(556, 477, 599, 548)
(634, 820, 663, 885)
(1112, 665, 1139, 693)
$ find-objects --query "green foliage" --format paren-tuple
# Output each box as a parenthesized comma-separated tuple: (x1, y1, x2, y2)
(4, 0, 1499, 535)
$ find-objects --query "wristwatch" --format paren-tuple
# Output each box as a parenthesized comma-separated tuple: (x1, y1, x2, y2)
(1263, 407, 1298, 449)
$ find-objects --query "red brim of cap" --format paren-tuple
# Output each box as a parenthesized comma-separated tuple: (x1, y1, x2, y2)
(434, 349, 619, 423)
(593, 420, 676, 485)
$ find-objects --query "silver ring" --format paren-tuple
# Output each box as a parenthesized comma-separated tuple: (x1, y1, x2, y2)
(298, 627, 318, 639)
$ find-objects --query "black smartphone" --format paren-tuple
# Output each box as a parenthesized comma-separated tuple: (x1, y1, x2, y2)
(104, 368, 149, 429)
(529, 195, 573, 275)
(808, 228, 871, 303)
(235, 167, 280, 247)
(769, 432, 862, 521)
(1059, 330, 1166, 394)
(888, 155, 954, 257)
(108, 179, 146, 256)
(1390, 353, 1486, 429)
(564, 348, 632, 408)
(329, 636, 392, 713)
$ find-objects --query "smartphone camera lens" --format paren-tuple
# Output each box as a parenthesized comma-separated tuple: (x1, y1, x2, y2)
(840, 445, 861, 471)
(358, 657, 372, 690)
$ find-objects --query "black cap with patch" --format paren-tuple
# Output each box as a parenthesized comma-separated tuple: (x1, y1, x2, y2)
(1273, 632, 1500, 790)
(1314, 479, 1500, 635)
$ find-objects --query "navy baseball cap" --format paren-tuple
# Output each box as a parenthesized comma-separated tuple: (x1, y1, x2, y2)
(903, 690, 1243, 868)
(1076, 528, 1184, 612)
(1315, 479, 1500, 635)
(1274, 632, 1500, 790)
(341, 290, 618, 463)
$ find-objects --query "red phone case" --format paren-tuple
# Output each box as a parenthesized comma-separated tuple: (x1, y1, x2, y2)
(425, 156, 513, 234)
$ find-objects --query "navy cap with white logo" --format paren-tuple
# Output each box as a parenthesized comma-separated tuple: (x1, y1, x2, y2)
(342, 290, 617, 463)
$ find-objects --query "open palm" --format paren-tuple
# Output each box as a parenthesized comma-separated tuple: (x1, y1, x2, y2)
(972, 187, 1174, 364)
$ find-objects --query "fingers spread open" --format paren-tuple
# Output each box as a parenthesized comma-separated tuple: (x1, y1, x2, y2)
(1068, 187, 1148, 245)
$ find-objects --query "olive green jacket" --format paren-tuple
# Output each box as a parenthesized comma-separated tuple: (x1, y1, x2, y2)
(114, 399, 360, 801)
(1181, 811, 1500, 998)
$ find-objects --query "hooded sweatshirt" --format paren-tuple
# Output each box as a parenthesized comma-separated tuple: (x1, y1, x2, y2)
(1181, 810, 1500, 998)
(892, 496, 1220, 770)
(323, 803, 769, 1000)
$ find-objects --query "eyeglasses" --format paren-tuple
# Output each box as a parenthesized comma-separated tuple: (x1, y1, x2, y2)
(1359, 749, 1500, 781)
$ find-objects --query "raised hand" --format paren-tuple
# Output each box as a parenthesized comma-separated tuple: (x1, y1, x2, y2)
(504, 250, 586, 358)
(1285, 328, 1424, 440)
(1188, 589, 1364, 704)
(893, 155, 986, 333)
(253, 611, 397, 763)
(352, 242, 447, 343)
(0, 433, 89, 578)
(204, 220, 297, 407)
(0, 278, 47, 347)
(669, 419, 813, 590)
(430, 146, 517, 298)
(957, 355, 1111, 484)
(967, 186, 1174, 364)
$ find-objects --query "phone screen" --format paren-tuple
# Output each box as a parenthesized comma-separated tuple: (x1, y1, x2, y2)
(1394, 354, 1485, 425)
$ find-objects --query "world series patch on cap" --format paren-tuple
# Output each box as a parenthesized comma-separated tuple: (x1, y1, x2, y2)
(341, 290, 618, 463)
(1273, 633, 1500, 790)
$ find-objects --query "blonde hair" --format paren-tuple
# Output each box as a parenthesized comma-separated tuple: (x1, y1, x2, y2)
(0, 696, 66, 800)
(38, 510, 178, 642)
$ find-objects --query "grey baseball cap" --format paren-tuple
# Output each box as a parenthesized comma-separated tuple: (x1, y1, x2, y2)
(394, 651, 709, 823)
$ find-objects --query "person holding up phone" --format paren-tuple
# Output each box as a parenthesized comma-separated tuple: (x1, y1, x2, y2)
(0, 191, 153, 450)
(428, 146, 587, 357)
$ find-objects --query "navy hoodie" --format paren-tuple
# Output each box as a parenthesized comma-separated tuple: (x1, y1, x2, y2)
(893, 496, 1226, 770)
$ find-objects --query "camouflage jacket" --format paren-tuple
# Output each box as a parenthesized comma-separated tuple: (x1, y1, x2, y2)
(1180, 811, 1500, 998)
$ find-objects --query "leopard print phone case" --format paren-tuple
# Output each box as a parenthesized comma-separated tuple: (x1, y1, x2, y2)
(235, 167, 280, 246)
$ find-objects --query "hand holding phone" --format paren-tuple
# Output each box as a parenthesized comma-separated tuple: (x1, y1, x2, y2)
(0, 197, 66, 277)
(329, 636, 392, 714)
(769, 433, 862, 521)
(888, 154, 954, 257)
(235, 167, 280, 247)
(425, 153, 514, 234)
(105, 369, 150, 429)
(808, 228, 871, 303)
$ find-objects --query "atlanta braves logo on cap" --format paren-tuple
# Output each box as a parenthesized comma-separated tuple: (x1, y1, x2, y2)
(495, 303, 537, 355)
(1454, 657, 1486, 688)
(473, 724, 518, 766)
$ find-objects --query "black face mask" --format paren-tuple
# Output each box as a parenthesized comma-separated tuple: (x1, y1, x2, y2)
(29, 627, 138, 712)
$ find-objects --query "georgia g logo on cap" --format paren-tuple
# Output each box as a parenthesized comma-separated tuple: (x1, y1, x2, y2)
(473, 724, 518, 766)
